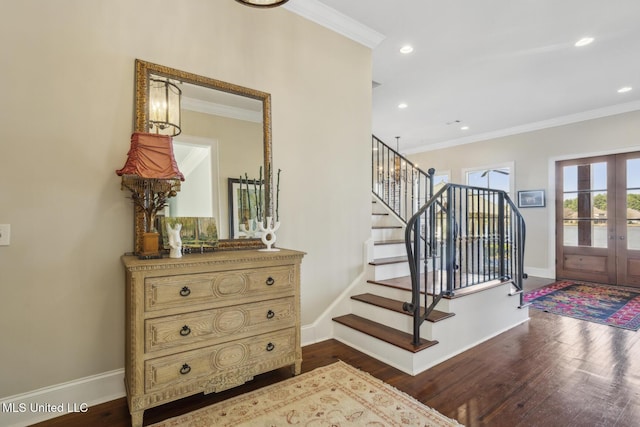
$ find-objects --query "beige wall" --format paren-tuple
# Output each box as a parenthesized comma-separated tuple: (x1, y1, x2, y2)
(409, 110, 640, 276)
(0, 0, 372, 397)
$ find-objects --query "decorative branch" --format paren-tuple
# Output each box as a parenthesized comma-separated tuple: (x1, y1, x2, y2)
(276, 168, 281, 222)
(121, 178, 179, 232)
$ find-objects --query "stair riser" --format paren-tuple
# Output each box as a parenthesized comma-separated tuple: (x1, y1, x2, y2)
(350, 300, 435, 340)
(371, 214, 399, 227)
(363, 282, 413, 301)
(373, 243, 406, 259)
(363, 281, 453, 313)
(373, 262, 410, 280)
(372, 228, 404, 241)
(333, 324, 415, 373)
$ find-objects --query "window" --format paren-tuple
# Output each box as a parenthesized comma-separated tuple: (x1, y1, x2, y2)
(432, 171, 449, 191)
(463, 163, 513, 194)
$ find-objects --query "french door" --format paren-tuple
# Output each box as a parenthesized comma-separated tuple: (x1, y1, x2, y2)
(556, 152, 640, 287)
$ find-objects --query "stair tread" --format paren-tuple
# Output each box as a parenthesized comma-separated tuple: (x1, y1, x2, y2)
(372, 225, 403, 230)
(370, 255, 426, 266)
(352, 293, 455, 323)
(367, 276, 436, 296)
(368, 275, 413, 288)
(372, 212, 389, 216)
(333, 314, 438, 353)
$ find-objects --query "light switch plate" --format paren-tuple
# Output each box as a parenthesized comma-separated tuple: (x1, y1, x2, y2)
(0, 224, 10, 246)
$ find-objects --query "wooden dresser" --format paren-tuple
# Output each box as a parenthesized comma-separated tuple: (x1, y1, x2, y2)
(121, 249, 304, 427)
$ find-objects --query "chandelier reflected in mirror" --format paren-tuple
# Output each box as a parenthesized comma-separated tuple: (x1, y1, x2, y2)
(149, 78, 182, 137)
(235, 0, 289, 8)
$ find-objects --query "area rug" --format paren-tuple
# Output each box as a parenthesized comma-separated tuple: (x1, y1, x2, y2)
(524, 281, 640, 331)
(149, 361, 463, 426)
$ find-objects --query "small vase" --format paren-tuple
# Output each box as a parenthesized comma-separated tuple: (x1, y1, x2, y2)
(140, 232, 161, 259)
(258, 216, 280, 251)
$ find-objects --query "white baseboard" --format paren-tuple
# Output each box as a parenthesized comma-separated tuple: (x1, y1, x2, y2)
(524, 266, 554, 279)
(0, 369, 125, 427)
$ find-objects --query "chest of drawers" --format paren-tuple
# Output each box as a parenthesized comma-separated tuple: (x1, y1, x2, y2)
(122, 249, 304, 427)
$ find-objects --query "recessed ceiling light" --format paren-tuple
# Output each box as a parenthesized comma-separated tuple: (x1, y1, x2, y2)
(398, 103, 408, 109)
(575, 37, 594, 47)
(400, 45, 414, 54)
(461, 126, 469, 130)
(618, 86, 633, 93)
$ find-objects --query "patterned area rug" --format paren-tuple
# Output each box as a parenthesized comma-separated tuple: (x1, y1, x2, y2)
(149, 361, 462, 426)
(524, 281, 640, 330)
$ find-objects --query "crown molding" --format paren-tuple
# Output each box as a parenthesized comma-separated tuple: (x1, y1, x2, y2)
(284, 0, 385, 49)
(182, 97, 262, 123)
(405, 100, 640, 154)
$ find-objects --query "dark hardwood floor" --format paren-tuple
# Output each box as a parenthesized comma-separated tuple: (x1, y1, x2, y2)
(32, 277, 640, 427)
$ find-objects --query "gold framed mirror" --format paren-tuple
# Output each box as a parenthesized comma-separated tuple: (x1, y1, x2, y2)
(133, 59, 272, 251)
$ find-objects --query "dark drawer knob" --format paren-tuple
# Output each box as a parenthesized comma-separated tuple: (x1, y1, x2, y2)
(266, 310, 275, 319)
(180, 325, 191, 336)
(179, 286, 191, 297)
(266, 342, 275, 352)
(265, 276, 275, 286)
(180, 364, 191, 375)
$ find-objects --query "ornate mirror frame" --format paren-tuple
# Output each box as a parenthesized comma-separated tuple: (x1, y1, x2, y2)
(133, 59, 272, 251)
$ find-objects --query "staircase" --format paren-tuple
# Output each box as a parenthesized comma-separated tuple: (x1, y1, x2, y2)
(334, 197, 449, 352)
(330, 136, 529, 376)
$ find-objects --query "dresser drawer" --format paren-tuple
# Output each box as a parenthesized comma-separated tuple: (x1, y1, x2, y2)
(145, 297, 295, 353)
(145, 265, 294, 312)
(144, 327, 296, 393)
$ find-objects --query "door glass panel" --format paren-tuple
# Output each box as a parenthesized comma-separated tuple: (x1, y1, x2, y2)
(591, 221, 608, 248)
(627, 183, 640, 250)
(563, 220, 608, 247)
(563, 165, 577, 192)
(563, 220, 578, 246)
(627, 159, 640, 188)
(591, 162, 607, 191)
(627, 159, 640, 250)
(562, 162, 608, 248)
(628, 221, 640, 250)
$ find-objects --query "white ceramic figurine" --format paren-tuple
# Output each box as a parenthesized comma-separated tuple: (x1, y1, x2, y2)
(166, 223, 182, 258)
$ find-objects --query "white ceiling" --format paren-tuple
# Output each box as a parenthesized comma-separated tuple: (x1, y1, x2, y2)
(286, 0, 640, 153)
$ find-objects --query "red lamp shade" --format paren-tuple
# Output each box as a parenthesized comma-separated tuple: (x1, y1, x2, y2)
(116, 132, 184, 181)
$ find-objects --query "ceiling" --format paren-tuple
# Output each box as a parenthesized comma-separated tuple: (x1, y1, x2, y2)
(286, 0, 640, 154)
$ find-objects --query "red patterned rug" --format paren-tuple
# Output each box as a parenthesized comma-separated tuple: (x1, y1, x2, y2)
(524, 281, 640, 331)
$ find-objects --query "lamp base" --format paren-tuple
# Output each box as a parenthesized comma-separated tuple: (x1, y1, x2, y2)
(139, 232, 162, 259)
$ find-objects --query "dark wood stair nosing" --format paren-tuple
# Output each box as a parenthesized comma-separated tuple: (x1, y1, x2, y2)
(333, 314, 438, 353)
(369, 256, 409, 266)
(369, 255, 426, 266)
(374, 239, 405, 246)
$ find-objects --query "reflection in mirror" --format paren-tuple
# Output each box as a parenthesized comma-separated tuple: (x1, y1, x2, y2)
(134, 59, 272, 252)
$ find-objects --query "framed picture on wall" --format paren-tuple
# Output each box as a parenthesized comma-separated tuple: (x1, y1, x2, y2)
(518, 190, 545, 208)
(228, 177, 265, 239)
